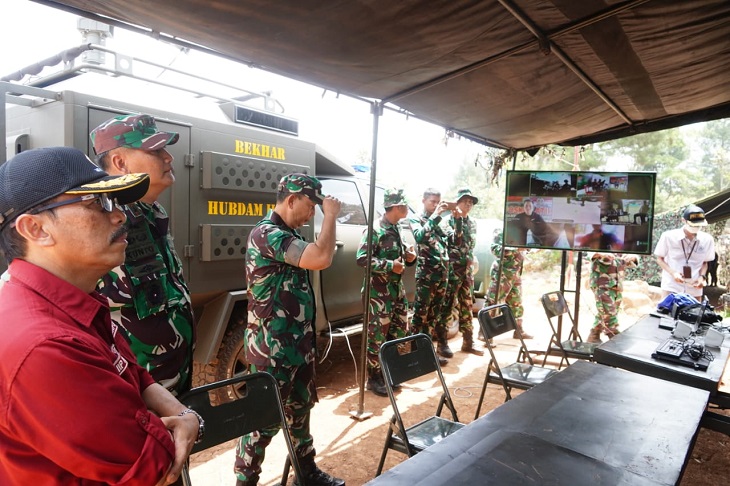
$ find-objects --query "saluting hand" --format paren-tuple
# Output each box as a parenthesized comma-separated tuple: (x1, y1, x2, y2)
(322, 196, 342, 216)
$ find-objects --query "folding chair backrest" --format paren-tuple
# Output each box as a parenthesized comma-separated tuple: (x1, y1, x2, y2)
(478, 303, 518, 340)
(180, 372, 283, 454)
(541, 290, 583, 342)
(475, 304, 559, 414)
(376, 333, 463, 476)
(541, 291, 570, 321)
(179, 372, 303, 484)
(381, 333, 439, 387)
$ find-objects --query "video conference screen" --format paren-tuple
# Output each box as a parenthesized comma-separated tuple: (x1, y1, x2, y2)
(503, 170, 657, 254)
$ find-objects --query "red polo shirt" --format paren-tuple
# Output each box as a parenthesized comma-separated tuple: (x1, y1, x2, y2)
(0, 259, 175, 484)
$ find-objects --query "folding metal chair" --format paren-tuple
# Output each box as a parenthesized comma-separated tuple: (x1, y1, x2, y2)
(375, 333, 465, 477)
(541, 291, 599, 369)
(179, 372, 303, 485)
(475, 304, 559, 417)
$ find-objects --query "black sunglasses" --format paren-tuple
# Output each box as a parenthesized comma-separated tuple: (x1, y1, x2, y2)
(29, 193, 120, 215)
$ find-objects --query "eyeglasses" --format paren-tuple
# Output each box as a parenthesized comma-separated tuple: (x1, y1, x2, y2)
(29, 193, 121, 215)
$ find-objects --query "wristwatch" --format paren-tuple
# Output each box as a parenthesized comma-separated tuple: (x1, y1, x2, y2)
(179, 408, 205, 444)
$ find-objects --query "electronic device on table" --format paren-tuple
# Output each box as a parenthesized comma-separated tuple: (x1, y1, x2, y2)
(655, 297, 709, 333)
(652, 338, 711, 371)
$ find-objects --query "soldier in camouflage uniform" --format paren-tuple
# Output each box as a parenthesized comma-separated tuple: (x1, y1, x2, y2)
(235, 174, 345, 486)
(444, 188, 484, 355)
(91, 114, 195, 397)
(356, 188, 417, 396)
(587, 252, 638, 343)
(409, 188, 454, 363)
(486, 231, 533, 340)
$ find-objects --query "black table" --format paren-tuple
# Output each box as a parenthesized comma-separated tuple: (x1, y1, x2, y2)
(594, 315, 730, 397)
(367, 361, 709, 486)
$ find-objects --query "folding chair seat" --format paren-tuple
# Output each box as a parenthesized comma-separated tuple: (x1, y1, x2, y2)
(475, 304, 559, 417)
(179, 372, 303, 486)
(375, 333, 465, 477)
(541, 291, 599, 369)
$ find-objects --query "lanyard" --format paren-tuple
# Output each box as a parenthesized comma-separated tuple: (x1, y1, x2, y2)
(681, 238, 698, 265)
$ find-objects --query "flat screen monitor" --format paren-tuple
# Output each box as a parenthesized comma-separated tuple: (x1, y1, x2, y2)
(503, 170, 656, 254)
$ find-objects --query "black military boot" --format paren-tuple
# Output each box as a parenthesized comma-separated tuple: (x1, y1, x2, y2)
(235, 474, 259, 486)
(366, 371, 387, 397)
(436, 327, 454, 358)
(294, 454, 345, 486)
(461, 334, 484, 356)
(437, 341, 453, 358)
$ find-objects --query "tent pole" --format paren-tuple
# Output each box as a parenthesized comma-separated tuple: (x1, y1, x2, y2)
(350, 100, 382, 421)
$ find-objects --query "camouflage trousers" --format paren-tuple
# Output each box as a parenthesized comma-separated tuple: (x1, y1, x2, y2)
(411, 265, 450, 339)
(486, 271, 523, 319)
(366, 295, 409, 375)
(445, 266, 474, 336)
(235, 361, 318, 481)
(592, 285, 622, 332)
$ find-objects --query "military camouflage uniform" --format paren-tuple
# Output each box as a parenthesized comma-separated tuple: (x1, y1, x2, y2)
(235, 207, 319, 481)
(445, 215, 477, 338)
(92, 113, 193, 396)
(97, 202, 194, 396)
(356, 205, 413, 377)
(589, 253, 631, 338)
(409, 210, 451, 341)
(487, 234, 525, 321)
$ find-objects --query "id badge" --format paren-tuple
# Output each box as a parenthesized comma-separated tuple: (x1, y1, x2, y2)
(682, 265, 692, 279)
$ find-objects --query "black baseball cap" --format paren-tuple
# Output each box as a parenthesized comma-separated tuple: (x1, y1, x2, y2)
(0, 147, 150, 232)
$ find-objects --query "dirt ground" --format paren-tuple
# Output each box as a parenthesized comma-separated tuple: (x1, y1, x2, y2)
(189, 273, 730, 485)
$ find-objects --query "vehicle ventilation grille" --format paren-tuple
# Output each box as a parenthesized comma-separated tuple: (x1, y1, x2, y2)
(201, 151, 310, 191)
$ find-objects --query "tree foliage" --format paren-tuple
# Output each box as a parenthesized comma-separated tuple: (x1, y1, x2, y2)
(696, 118, 730, 194)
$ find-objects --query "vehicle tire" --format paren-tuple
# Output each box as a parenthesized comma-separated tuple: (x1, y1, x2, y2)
(197, 308, 250, 404)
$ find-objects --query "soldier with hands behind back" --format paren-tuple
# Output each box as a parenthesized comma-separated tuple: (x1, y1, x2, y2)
(90, 114, 195, 397)
(356, 188, 417, 396)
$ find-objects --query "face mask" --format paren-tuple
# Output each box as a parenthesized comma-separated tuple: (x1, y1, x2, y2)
(684, 223, 699, 234)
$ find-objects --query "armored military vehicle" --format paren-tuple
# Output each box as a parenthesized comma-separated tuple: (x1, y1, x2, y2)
(1, 31, 416, 395)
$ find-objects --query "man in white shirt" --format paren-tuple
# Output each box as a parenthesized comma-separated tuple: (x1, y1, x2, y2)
(654, 204, 715, 299)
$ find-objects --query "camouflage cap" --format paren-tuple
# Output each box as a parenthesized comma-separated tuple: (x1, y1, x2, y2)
(278, 173, 324, 204)
(90, 114, 179, 155)
(455, 187, 478, 204)
(383, 188, 408, 208)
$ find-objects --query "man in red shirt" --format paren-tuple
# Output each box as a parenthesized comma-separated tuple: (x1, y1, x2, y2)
(0, 147, 201, 485)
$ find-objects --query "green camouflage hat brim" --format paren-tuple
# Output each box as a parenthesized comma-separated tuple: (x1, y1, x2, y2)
(90, 114, 179, 155)
(279, 173, 324, 204)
